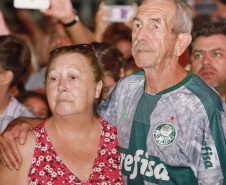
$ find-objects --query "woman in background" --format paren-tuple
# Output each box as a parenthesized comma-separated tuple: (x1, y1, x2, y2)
(92, 42, 126, 99)
(16, 91, 50, 119)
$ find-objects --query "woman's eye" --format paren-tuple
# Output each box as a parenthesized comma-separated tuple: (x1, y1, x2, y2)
(71, 76, 77, 80)
(50, 77, 57, 81)
(40, 113, 48, 118)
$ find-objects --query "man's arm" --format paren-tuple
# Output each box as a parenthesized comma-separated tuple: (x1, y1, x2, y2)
(40, 0, 95, 44)
(0, 117, 42, 170)
(65, 21, 95, 44)
(0, 10, 10, 35)
(94, 1, 111, 42)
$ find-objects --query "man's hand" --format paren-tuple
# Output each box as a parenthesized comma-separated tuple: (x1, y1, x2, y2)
(94, 1, 112, 42)
(124, 3, 138, 29)
(0, 117, 42, 170)
(40, 0, 75, 24)
(0, 11, 10, 35)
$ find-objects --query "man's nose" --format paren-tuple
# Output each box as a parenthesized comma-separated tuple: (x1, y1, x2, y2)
(202, 54, 212, 66)
(136, 27, 147, 42)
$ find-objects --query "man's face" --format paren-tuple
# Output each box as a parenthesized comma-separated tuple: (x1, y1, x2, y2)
(47, 23, 73, 54)
(191, 34, 226, 87)
(115, 39, 132, 60)
(132, 0, 177, 69)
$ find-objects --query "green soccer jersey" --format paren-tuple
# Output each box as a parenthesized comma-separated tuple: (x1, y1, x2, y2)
(98, 70, 226, 185)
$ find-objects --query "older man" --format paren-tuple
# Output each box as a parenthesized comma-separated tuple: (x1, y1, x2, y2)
(98, 0, 226, 184)
(0, 0, 226, 184)
(190, 22, 226, 101)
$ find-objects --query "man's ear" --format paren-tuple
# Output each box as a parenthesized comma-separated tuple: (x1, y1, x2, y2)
(1, 70, 13, 86)
(174, 33, 192, 57)
(95, 80, 103, 98)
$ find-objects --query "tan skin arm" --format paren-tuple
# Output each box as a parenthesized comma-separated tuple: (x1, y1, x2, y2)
(64, 21, 95, 44)
(40, 0, 95, 44)
(0, 117, 42, 170)
(94, 1, 112, 42)
(0, 10, 10, 35)
(0, 130, 36, 184)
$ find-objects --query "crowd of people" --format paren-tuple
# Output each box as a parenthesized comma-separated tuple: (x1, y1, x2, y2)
(0, 0, 226, 184)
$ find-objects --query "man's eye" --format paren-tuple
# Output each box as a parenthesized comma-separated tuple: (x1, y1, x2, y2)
(135, 23, 141, 28)
(193, 54, 203, 59)
(214, 52, 221, 57)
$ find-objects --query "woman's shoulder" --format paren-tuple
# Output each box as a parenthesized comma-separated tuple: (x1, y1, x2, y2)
(17, 130, 36, 163)
(17, 130, 36, 150)
(0, 130, 36, 184)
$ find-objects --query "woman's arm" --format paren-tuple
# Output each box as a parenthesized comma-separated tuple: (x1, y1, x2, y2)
(0, 130, 36, 185)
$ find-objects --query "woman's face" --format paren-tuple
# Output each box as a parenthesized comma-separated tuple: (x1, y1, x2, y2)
(46, 53, 102, 117)
(23, 97, 49, 119)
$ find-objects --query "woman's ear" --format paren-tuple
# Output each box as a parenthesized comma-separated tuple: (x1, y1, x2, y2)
(174, 33, 192, 57)
(95, 80, 103, 98)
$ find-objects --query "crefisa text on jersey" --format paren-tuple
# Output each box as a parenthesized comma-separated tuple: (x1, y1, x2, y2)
(202, 130, 214, 169)
(120, 150, 170, 181)
(177, 93, 196, 112)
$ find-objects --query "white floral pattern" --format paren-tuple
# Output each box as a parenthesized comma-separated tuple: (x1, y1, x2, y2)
(28, 117, 124, 184)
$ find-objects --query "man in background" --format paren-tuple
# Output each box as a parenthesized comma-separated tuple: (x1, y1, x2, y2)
(190, 22, 226, 101)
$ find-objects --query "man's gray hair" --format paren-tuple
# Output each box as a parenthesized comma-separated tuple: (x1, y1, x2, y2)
(170, 0, 192, 35)
(142, 0, 192, 35)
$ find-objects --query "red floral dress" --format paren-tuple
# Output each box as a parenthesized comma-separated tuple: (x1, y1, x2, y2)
(29, 117, 124, 185)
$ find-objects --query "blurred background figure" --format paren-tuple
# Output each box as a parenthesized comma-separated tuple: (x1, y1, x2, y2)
(0, 10, 10, 35)
(24, 22, 73, 92)
(0, 0, 139, 79)
(24, 0, 96, 92)
(189, 22, 226, 101)
(2, 0, 226, 90)
(0, 34, 35, 134)
(94, 2, 140, 75)
(16, 91, 51, 118)
(212, 0, 226, 22)
(92, 42, 126, 99)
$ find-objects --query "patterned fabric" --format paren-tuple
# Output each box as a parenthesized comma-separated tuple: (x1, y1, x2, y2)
(98, 70, 226, 185)
(0, 94, 35, 134)
(29, 117, 124, 185)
